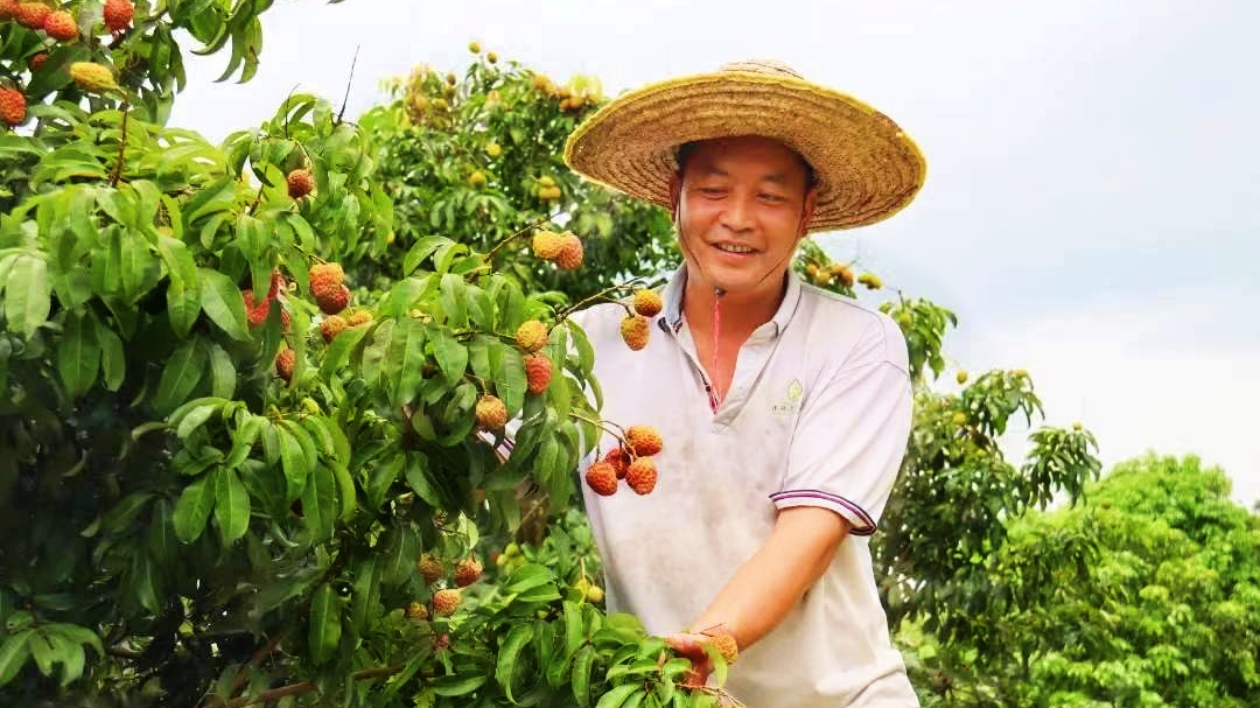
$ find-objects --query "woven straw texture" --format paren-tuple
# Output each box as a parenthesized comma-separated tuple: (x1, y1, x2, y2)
(564, 60, 927, 232)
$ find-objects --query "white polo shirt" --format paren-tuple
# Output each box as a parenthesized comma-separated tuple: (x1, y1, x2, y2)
(567, 265, 920, 708)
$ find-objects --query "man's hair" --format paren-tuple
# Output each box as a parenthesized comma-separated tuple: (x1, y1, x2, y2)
(675, 140, 819, 191)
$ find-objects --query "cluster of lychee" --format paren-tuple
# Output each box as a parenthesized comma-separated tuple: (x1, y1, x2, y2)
(805, 260, 883, 291)
(405, 553, 483, 620)
(473, 319, 555, 431)
(530, 228, 582, 269)
(618, 288, 661, 351)
(585, 424, 662, 497)
(533, 175, 562, 202)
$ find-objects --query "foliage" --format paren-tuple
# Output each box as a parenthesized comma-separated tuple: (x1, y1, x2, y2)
(353, 50, 680, 303)
(903, 453, 1260, 708)
(0, 10, 723, 708)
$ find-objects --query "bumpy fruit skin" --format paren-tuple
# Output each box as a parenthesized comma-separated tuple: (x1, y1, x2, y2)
(432, 589, 462, 617)
(29, 52, 47, 70)
(346, 310, 372, 327)
(585, 461, 618, 496)
(633, 289, 663, 318)
(308, 262, 344, 299)
(0, 88, 26, 127)
(524, 354, 552, 395)
(515, 320, 548, 353)
(317, 284, 350, 315)
(604, 447, 631, 480)
(15, 2, 50, 28)
(453, 558, 482, 587)
(287, 169, 313, 199)
(620, 315, 650, 351)
(102, 0, 134, 31)
(69, 62, 118, 93)
(417, 556, 444, 585)
(554, 233, 583, 270)
(405, 601, 428, 620)
(625, 457, 657, 495)
(707, 632, 739, 664)
(475, 395, 508, 430)
(531, 230, 563, 260)
(320, 315, 347, 343)
(626, 425, 663, 456)
(275, 349, 296, 383)
(0, 0, 18, 21)
(43, 10, 78, 41)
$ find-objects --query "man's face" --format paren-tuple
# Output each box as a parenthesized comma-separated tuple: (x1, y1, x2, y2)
(670, 135, 818, 296)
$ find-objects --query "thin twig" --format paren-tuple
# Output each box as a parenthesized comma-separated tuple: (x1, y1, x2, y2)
(109, 102, 130, 187)
(555, 281, 643, 323)
(483, 213, 569, 263)
(224, 663, 410, 708)
(336, 46, 361, 126)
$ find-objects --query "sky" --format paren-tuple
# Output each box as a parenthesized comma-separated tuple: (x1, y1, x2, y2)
(167, 0, 1259, 507)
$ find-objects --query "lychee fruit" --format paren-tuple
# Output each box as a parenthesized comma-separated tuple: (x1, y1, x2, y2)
(43, 10, 78, 41)
(0, 0, 18, 21)
(485, 142, 501, 157)
(604, 447, 631, 479)
(633, 289, 663, 318)
(487, 51, 498, 64)
(584, 461, 618, 497)
(15, 2, 50, 29)
(317, 284, 350, 315)
(320, 315, 347, 343)
(857, 272, 883, 290)
(308, 262, 344, 300)
(515, 319, 548, 353)
(625, 425, 663, 456)
(243, 290, 268, 328)
(102, 0, 133, 32)
(468, 171, 487, 189)
(0, 88, 26, 127)
(831, 264, 855, 288)
(468, 40, 481, 54)
(275, 348, 295, 384)
(417, 555, 443, 585)
(625, 457, 657, 495)
(708, 633, 739, 664)
(475, 395, 508, 431)
(287, 168, 313, 199)
(453, 557, 482, 587)
(554, 233, 583, 271)
(620, 315, 650, 351)
(405, 601, 428, 620)
(29, 53, 48, 71)
(69, 62, 119, 94)
(347, 310, 373, 327)
(531, 230, 563, 260)
(956, 370, 968, 385)
(432, 588, 462, 617)
(524, 353, 552, 395)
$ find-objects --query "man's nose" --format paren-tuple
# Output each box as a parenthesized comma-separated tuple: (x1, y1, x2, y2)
(720, 194, 755, 232)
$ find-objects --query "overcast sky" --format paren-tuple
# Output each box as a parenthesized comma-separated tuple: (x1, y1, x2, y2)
(168, 0, 1259, 507)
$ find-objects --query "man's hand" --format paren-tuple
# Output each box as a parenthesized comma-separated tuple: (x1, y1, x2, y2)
(664, 631, 715, 687)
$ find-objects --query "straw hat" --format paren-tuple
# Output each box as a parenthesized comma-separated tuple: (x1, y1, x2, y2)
(563, 59, 927, 233)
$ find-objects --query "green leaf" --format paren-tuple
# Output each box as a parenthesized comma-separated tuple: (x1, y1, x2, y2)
(431, 673, 489, 697)
(197, 268, 251, 341)
(318, 323, 367, 379)
(57, 309, 100, 397)
(571, 644, 595, 708)
(389, 317, 428, 408)
(214, 467, 250, 545)
(431, 326, 468, 388)
(176, 402, 220, 440)
(491, 342, 527, 416)
(308, 583, 342, 666)
(278, 424, 312, 501)
(153, 337, 207, 414)
(300, 463, 337, 543)
(439, 273, 468, 328)
(172, 474, 216, 543)
(563, 601, 585, 657)
(166, 278, 202, 339)
(0, 630, 33, 687)
(595, 683, 641, 708)
(207, 343, 236, 399)
(349, 558, 379, 632)
(95, 317, 125, 391)
(129, 551, 160, 614)
(6, 254, 51, 338)
(496, 623, 535, 704)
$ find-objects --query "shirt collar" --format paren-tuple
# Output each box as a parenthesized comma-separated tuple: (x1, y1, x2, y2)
(658, 264, 803, 338)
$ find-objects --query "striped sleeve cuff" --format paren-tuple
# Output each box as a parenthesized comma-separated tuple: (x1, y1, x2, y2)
(769, 489, 878, 536)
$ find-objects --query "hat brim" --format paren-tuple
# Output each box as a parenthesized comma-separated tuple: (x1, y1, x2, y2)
(563, 70, 927, 233)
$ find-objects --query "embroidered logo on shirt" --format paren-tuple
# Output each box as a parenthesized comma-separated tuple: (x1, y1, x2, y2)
(771, 379, 805, 415)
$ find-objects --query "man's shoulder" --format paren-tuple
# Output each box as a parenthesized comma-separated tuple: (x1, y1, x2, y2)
(795, 283, 909, 374)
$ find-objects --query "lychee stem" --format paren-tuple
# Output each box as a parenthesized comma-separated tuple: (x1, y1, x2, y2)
(484, 213, 566, 262)
(554, 279, 646, 323)
(566, 410, 627, 446)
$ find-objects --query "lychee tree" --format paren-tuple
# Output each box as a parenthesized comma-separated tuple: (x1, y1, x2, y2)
(352, 46, 681, 303)
(0, 6, 735, 708)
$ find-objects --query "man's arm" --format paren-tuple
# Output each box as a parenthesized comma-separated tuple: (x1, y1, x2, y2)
(666, 506, 850, 683)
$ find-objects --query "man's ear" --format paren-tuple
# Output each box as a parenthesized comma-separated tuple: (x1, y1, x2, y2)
(668, 172, 682, 220)
(797, 186, 819, 239)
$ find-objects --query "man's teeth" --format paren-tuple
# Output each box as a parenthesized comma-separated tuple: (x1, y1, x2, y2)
(716, 243, 754, 254)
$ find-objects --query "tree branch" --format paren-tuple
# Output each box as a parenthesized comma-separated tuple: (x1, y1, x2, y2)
(223, 663, 412, 708)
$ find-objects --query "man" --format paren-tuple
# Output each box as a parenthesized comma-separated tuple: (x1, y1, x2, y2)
(559, 60, 927, 707)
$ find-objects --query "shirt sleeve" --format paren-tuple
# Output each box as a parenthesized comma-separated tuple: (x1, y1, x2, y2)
(771, 317, 913, 536)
